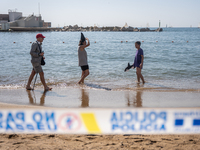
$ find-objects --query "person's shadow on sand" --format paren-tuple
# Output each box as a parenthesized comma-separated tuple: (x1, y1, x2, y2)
(80, 89, 89, 107)
(26, 90, 47, 106)
(126, 90, 143, 107)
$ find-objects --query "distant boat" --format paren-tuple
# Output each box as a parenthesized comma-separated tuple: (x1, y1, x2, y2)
(198, 23, 200, 28)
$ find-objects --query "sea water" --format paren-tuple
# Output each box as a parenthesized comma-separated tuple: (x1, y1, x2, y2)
(0, 28, 200, 91)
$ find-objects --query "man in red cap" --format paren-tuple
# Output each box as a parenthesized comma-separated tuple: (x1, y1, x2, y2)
(26, 33, 52, 91)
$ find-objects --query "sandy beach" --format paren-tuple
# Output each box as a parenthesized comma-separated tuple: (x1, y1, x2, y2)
(1, 3, 200, 148)
(0, 87, 200, 149)
(0, 101, 200, 150)
(1, 133, 200, 150)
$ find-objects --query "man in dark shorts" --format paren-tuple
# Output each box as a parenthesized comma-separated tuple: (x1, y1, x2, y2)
(26, 33, 52, 91)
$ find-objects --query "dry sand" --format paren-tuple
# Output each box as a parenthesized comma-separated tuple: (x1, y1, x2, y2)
(0, 88, 200, 149)
(0, 133, 200, 150)
(0, 104, 200, 149)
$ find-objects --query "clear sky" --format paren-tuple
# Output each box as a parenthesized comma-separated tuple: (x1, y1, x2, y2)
(1, 0, 200, 27)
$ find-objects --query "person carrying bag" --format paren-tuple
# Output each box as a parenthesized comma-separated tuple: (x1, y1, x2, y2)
(26, 33, 52, 91)
(37, 42, 45, 66)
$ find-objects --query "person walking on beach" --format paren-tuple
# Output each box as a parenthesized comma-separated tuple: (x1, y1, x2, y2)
(78, 33, 90, 84)
(26, 33, 52, 91)
(133, 41, 145, 84)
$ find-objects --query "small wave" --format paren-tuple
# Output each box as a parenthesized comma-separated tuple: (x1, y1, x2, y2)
(0, 82, 199, 93)
(0, 85, 24, 89)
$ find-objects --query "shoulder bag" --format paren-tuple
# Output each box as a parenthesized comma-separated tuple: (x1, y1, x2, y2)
(37, 43, 45, 66)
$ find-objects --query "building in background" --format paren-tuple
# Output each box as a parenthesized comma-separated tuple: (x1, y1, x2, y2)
(0, 14, 10, 30)
(8, 11, 44, 27)
(43, 22, 51, 27)
(0, 9, 51, 30)
(8, 11, 22, 22)
(0, 14, 9, 23)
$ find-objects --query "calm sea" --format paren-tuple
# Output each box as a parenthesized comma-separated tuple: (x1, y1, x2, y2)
(0, 28, 200, 91)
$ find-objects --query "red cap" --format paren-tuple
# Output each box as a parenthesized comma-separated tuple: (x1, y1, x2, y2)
(36, 33, 45, 39)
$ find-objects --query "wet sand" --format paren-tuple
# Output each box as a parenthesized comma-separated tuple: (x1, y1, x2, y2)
(0, 87, 200, 108)
(0, 87, 200, 149)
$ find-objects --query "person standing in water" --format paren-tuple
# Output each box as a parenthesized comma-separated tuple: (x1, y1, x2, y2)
(78, 33, 90, 84)
(26, 33, 52, 91)
(133, 41, 145, 84)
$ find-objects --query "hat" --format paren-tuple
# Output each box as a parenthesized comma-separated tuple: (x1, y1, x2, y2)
(36, 33, 45, 39)
(81, 33, 85, 42)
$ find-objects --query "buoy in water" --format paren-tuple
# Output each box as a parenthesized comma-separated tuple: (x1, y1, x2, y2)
(172, 41, 174, 43)
(187, 41, 189, 43)
(30, 42, 32, 43)
(94, 41, 96, 43)
(126, 41, 128, 42)
(63, 42, 65, 43)
(121, 41, 123, 43)
(142, 41, 144, 42)
(156, 41, 158, 42)
(13, 42, 15, 43)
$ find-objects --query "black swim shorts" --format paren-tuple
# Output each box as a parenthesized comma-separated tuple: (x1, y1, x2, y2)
(81, 65, 89, 71)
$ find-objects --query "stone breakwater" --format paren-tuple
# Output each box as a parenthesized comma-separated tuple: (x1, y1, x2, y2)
(1, 25, 163, 32)
(62, 25, 163, 32)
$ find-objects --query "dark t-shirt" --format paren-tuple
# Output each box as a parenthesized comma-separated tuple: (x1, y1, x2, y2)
(133, 48, 143, 68)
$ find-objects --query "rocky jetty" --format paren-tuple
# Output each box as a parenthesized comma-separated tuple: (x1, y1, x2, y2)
(1, 25, 163, 32)
(62, 25, 163, 32)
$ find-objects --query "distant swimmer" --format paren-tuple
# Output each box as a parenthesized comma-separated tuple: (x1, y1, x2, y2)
(77, 33, 90, 84)
(133, 41, 145, 84)
(26, 33, 52, 91)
